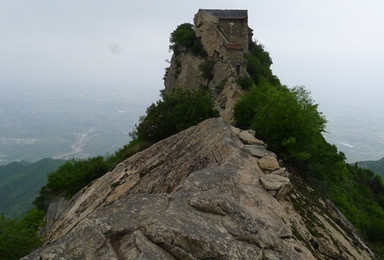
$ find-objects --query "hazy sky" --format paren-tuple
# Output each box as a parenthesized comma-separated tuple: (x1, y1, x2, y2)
(1, 1, 384, 160)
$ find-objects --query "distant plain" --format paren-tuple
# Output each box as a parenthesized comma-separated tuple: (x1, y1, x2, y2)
(1, 86, 383, 165)
(0, 86, 153, 165)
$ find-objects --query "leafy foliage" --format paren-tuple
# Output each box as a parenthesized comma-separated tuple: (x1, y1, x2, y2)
(0, 209, 44, 259)
(34, 157, 107, 210)
(246, 41, 280, 85)
(104, 138, 151, 169)
(234, 82, 326, 163)
(34, 141, 150, 211)
(135, 88, 219, 143)
(238, 77, 254, 91)
(169, 23, 207, 56)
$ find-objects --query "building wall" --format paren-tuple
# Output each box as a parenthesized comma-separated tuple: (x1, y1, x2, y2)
(218, 19, 248, 50)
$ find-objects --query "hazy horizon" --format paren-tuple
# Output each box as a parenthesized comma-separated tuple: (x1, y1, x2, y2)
(1, 1, 384, 164)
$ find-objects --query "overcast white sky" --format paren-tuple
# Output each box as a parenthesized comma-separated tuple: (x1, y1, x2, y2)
(1, 1, 384, 160)
(1, 1, 384, 103)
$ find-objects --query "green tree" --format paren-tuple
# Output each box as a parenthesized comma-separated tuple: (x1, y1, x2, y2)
(246, 41, 280, 85)
(34, 157, 109, 210)
(234, 81, 326, 163)
(0, 209, 43, 259)
(169, 23, 207, 56)
(135, 88, 219, 143)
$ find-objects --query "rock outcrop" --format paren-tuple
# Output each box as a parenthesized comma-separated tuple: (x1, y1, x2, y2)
(23, 118, 373, 259)
(164, 10, 251, 120)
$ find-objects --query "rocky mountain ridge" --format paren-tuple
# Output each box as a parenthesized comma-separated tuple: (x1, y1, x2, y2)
(23, 118, 373, 259)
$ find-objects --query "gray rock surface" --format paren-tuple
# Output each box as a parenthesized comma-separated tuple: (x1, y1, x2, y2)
(238, 131, 265, 145)
(23, 118, 373, 260)
(245, 144, 276, 158)
(258, 155, 280, 171)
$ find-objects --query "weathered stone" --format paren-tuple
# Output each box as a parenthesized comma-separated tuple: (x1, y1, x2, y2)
(230, 125, 241, 135)
(271, 167, 290, 178)
(245, 144, 276, 158)
(258, 155, 280, 171)
(276, 182, 293, 200)
(193, 11, 221, 57)
(22, 118, 374, 260)
(317, 236, 341, 259)
(263, 249, 280, 260)
(41, 196, 69, 237)
(164, 52, 206, 93)
(238, 131, 265, 145)
(260, 174, 290, 191)
(246, 129, 256, 137)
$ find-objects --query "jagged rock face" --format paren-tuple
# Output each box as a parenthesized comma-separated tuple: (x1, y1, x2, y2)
(193, 11, 223, 57)
(40, 196, 69, 238)
(23, 118, 373, 260)
(164, 52, 206, 92)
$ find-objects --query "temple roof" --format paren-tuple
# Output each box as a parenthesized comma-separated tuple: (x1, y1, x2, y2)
(199, 9, 247, 20)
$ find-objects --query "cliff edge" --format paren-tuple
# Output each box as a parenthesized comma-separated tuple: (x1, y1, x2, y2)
(23, 118, 373, 259)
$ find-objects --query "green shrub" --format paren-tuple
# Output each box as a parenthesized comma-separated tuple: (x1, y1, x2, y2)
(0, 209, 44, 259)
(169, 23, 207, 56)
(46, 157, 108, 197)
(238, 77, 254, 90)
(34, 156, 109, 210)
(234, 81, 326, 163)
(135, 88, 219, 143)
(246, 41, 279, 85)
(105, 139, 151, 169)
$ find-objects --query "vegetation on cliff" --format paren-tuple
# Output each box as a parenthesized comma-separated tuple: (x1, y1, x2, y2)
(234, 41, 384, 256)
(169, 23, 207, 56)
(135, 88, 218, 143)
(246, 41, 280, 86)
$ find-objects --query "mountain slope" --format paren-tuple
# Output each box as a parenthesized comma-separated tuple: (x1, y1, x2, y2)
(0, 158, 65, 217)
(358, 158, 384, 178)
(23, 119, 373, 259)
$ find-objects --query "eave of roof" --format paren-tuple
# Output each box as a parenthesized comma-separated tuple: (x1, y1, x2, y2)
(199, 9, 247, 20)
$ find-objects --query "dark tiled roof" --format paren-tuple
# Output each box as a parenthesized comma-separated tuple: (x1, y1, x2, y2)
(199, 9, 247, 19)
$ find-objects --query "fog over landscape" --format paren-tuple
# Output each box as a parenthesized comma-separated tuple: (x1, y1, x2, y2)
(1, 1, 384, 164)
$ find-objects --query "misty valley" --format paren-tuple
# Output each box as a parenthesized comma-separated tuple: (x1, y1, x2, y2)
(2, 90, 384, 166)
(0, 86, 152, 165)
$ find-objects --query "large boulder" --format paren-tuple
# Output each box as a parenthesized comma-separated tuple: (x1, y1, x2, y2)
(258, 155, 280, 171)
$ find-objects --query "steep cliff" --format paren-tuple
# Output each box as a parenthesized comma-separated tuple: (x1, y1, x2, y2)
(164, 10, 250, 120)
(23, 118, 373, 259)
